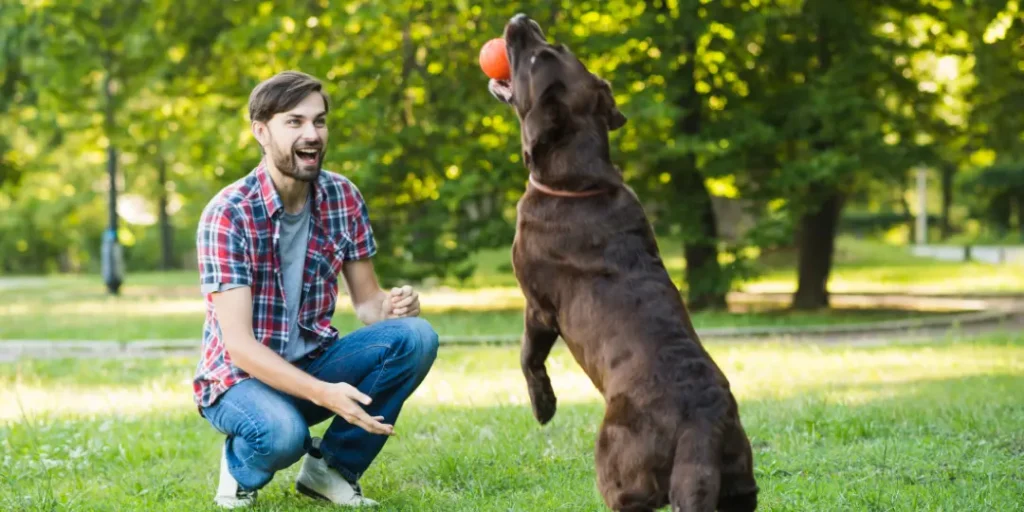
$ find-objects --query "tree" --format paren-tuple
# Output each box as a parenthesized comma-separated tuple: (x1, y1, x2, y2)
(735, 0, 945, 309)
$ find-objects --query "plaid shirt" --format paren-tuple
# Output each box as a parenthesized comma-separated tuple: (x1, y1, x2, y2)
(192, 161, 376, 409)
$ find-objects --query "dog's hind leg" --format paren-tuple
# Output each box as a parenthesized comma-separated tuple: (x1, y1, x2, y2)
(716, 416, 758, 512)
(668, 424, 721, 512)
(595, 401, 671, 512)
(521, 303, 560, 424)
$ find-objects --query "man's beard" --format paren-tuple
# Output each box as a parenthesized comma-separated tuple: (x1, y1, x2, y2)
(268, 135, 324, 183)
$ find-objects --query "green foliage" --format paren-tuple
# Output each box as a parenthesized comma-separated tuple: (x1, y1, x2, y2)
(0, 0, 1021, 301)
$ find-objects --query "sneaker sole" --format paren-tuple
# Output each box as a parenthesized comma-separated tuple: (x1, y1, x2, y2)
(295, 481, 379, 507)
(213, 496, 256, 509)
(295, 481, 330, 502)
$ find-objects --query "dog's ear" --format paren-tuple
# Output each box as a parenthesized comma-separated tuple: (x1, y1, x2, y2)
(523, 84, 566, 147)
(595, 78, 627, 131)
(523, 100, 560, 148)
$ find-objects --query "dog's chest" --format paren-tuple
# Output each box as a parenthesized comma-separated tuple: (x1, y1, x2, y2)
(511, 234, 563, 305)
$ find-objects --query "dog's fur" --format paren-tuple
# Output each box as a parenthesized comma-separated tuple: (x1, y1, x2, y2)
(488, 14, 758, 512)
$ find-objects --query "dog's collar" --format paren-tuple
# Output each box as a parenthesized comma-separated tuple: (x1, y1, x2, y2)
(528, 174, 606, 198)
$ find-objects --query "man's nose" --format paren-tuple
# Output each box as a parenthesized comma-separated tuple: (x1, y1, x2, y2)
(301, 120, 320, 140)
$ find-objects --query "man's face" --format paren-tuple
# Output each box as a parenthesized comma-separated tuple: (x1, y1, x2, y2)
(253, 92, 328, 183)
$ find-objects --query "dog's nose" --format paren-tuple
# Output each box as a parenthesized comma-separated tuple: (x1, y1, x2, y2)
(511, 13, 529, 24)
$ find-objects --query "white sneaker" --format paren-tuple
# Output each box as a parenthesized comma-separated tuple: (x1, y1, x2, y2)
(214, 443, 257, 509)
(295, 438, 379, 507)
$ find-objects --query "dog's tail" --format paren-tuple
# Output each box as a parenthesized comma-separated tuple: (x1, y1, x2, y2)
(668, 423, 721, 512)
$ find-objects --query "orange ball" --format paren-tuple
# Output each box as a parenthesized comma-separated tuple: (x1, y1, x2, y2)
(479, 38, 510, 80)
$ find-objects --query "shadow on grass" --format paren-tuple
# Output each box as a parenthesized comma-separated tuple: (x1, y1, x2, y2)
(1, 368, 1022, 512)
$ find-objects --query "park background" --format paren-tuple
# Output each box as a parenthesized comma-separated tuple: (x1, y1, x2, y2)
(1, 1, 1023, 510)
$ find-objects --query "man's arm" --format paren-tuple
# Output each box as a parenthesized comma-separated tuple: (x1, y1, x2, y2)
(342, 258, 420, 325)
(337, 179, 419, 324)
(213, 286, 327, 401)
(212, 285, 393, 435)
(196, 203, 391, 435)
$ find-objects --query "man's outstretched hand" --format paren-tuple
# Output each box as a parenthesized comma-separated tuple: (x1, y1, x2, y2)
(313, 382, 394, 436)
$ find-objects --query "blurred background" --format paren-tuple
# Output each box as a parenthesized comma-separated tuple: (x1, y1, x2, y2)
(0, 0, 1021, 313)
(3, 3, 1024, 510)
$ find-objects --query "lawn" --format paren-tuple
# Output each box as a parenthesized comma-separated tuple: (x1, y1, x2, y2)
(740, 235, 1024, 295)
(2, 333, 1023, 511)
(0, 294, 951, 343)
(437, 235, 1024, 294)
(1, 236, 1008, 343)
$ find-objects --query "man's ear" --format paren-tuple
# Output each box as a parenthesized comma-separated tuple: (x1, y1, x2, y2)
(595, 78, 627, 131)
(251, 120, 269, 147)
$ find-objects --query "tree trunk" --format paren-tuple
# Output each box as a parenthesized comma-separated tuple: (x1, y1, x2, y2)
(990, 193, 1012, 236)
(940, 164, 954, 239)
(157, 153, 174, 270)
(792, 186, 845, 310)
(669, 3, 726, 311)
(1018, 194, 1024, 240)
(673, 165, 726, 311)
(791, 4, 844, 311)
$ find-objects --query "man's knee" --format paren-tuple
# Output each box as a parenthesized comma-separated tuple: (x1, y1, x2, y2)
(252, 412, 308, 470)
(392, 317, 439, 370)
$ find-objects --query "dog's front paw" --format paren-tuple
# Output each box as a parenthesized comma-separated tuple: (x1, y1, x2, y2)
(528, 379, 557, 424)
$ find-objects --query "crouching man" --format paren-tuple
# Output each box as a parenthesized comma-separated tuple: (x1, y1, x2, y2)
(192, 70, 439, 508)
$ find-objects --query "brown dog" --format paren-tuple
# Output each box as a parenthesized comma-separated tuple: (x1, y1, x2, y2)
(487, 14, 758, 512)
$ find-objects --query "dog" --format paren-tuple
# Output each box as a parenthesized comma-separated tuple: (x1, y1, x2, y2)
(487, 14, 759, 512)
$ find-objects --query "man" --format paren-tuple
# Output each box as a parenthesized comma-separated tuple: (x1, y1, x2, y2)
(193, 70, 439, 509)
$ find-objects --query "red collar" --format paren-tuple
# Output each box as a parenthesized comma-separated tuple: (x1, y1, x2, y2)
(528, 174, 606, 198)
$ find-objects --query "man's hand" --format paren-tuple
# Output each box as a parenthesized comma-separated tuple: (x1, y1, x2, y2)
(312, 382, 394, 436)
(343, 260, 422, 324)
(383, 285, 420, 318)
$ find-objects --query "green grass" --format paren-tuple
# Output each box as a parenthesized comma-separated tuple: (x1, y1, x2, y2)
(454, 234, 1024, 294)
(2, 333, 1023, 511)
(1, 234, 1019, 342)
(741, 235, 1024, 294)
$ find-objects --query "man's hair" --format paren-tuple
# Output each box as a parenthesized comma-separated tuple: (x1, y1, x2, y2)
(248, 70, 330, 123)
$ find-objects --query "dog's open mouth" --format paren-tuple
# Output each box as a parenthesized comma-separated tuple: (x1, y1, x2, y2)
(294, 148, 320, 165)
(488, 78, 514, 104)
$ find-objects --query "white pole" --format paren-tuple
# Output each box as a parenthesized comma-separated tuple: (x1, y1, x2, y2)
(916, 166, 927, 246)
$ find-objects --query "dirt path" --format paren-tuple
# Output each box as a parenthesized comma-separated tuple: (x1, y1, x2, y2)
(2, 293, 1021, 362)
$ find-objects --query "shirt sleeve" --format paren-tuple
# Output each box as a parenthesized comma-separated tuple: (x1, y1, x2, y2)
(200, 282, 248, 296)
(344, 182, 377, 261)
(196, 203, 253, 293)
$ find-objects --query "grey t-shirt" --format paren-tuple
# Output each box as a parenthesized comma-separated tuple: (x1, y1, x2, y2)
(202, 194, 320, 362)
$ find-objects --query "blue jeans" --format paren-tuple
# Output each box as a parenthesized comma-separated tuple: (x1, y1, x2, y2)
(201, 317, 439, 491)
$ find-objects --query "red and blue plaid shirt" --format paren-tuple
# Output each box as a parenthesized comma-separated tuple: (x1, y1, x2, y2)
(192, 161, 376, 409)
